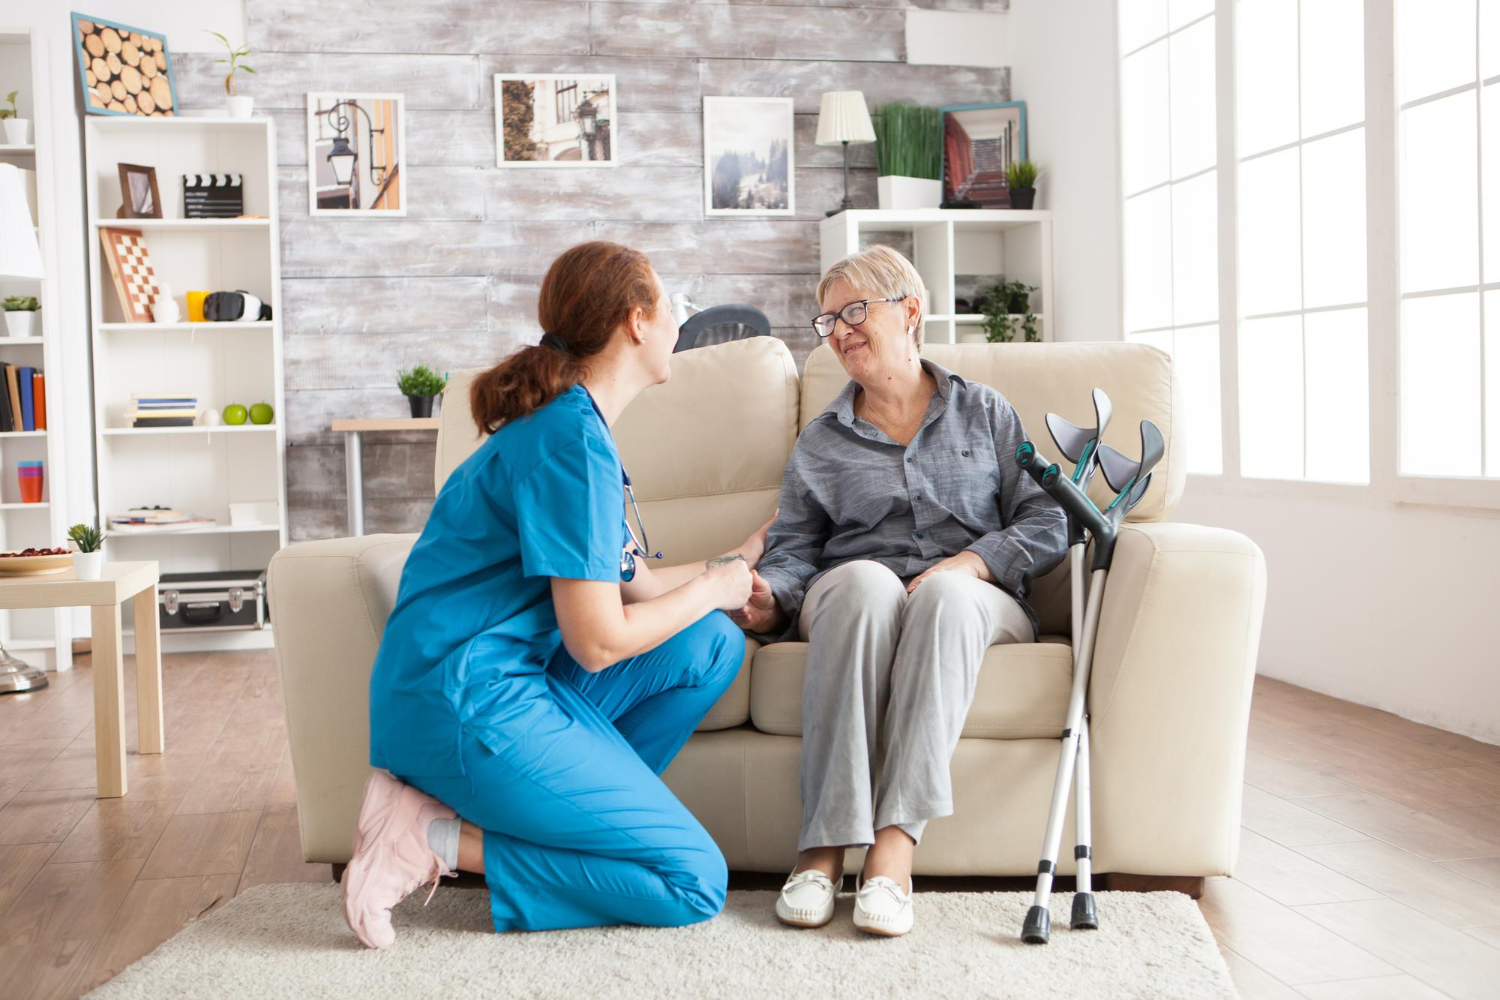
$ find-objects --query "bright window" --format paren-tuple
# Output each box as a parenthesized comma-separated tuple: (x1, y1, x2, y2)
(1396, 0, 1500, 478)
(1120, 2, 1224, 474)
(1235, 0, 1369, 484)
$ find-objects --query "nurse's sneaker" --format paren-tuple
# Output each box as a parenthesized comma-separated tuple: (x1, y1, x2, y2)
(852, 873, 914, 937)
(775, 867, 841, 928)
(342, 770, 457, 949)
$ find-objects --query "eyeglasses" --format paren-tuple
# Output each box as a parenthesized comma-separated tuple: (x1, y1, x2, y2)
(620, 479, 662, 582)
(811, 296, 906, 339)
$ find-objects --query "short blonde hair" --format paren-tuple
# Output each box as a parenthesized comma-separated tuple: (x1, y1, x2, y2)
(816, 244, 928, 349)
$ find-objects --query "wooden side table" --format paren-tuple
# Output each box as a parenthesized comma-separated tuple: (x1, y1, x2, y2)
(0, 561, 163, 797)
(331, 417, 440, 536)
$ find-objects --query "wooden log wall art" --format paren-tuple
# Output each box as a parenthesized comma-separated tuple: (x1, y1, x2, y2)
(71, 13, 177, 118)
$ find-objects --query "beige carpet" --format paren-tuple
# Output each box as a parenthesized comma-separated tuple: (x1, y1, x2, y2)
(87, 884, 1237, 999)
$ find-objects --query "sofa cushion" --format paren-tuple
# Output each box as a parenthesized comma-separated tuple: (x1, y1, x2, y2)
(748, 638, 1074, 740)
(800, 341, 1185, 522)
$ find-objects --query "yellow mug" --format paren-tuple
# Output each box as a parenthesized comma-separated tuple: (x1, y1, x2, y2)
(186, 290, 208, 323)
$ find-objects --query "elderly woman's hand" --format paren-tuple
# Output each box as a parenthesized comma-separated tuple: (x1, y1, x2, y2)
(905, 550, 995, 594)
(730, 569, 785, 633)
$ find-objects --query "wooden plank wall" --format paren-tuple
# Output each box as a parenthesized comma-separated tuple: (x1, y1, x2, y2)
(171, 0, 1011, 539)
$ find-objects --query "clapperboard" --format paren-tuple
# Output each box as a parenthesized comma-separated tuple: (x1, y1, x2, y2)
(182, 173, 244, 218)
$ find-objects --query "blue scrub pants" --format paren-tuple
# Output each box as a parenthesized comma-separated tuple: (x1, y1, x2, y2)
(400, 611, 745, 933)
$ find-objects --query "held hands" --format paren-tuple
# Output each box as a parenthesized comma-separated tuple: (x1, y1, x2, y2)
(729, 569, 783, 633)
(905, 550, 993, 594)
(703, 553, 753, 611)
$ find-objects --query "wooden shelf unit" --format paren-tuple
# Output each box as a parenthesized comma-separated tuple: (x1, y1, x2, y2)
(84, 115, 287, 651)
(819, 209, 1055, 345)
(0, 28, 72, 669)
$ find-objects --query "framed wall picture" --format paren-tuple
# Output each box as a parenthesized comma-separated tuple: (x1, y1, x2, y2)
(495, 74, 617, 167)
(71, 13, 176, 117)
(939, 101, 1027, 208)
(703, 97, 794, 216)
(307, 92, 407, 216)
(116, 162, 161, 219)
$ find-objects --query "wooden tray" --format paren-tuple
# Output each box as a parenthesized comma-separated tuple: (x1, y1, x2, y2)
(0, 552, 73, 575)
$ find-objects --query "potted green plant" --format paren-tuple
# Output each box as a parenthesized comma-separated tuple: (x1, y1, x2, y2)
(67, 523, 105, 582)
(207, 30, 256, 119)
(397, 365, 449, 418)
(0, 90, 28, 146)
(981, 280, 1041, 343)
(874, 102, 941, 210)
(1006, 159, 1040, 210)
(2, 296, 39, 338)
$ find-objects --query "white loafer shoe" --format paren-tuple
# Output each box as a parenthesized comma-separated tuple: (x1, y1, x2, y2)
(853, 873, 914, 937)
(775, 868, 840, 928)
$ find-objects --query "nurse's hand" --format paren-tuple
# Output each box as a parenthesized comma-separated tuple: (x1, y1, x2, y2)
(704, 555, 753, 611)
(733, 510, 778, 569)
(730, 570, 785, 634)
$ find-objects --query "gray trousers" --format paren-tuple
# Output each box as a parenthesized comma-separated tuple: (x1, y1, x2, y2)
(795, 560, 1033, 852)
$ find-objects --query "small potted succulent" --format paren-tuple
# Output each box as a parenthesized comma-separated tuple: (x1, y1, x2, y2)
(0, 90, 29, 146)
(207, 30, 256, 119)
(397, 365, 449, 418)
(981, 279, 1041, 343)
(67, 523, 105, 582)
(2, 296, 39, 338)
(1006, 159, 1040, 210)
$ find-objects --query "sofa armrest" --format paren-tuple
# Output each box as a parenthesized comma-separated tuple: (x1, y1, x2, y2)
(1086, 521, 1267, 877)
(268, 533, 416, 864)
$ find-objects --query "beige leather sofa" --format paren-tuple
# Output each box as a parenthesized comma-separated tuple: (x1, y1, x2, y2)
(268, 338, 1266, 884)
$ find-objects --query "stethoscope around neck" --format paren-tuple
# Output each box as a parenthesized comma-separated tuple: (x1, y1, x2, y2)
(582, 386, 663, 581)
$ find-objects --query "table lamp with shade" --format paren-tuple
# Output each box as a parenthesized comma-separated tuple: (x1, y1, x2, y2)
(815, 91, 876, 217)
(0, 162, 50, 694)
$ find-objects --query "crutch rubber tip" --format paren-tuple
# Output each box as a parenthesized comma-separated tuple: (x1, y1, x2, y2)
(1021, 905, 1051, 944)
(1071, 892, 1098, 930)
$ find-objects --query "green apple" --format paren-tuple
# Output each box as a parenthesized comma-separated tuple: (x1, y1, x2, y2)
(222, 403, 248, 425)
(249, 402, 274, 425)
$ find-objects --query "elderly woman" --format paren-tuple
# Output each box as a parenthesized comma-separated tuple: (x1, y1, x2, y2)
(733, 245, 1068, 937)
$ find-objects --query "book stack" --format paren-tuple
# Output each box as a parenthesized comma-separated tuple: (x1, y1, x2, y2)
(0, 363, 45, 432)
(129, 393, 197, 428)
(108, 507, 216, 532)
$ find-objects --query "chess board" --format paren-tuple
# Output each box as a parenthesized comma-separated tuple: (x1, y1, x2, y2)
(100, 227, 160, 323)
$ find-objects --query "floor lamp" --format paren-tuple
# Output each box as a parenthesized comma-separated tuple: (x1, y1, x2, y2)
(0, 162, 49, 694)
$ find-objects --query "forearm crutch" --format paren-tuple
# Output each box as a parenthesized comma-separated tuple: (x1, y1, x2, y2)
(1015, 415, 1163, 945)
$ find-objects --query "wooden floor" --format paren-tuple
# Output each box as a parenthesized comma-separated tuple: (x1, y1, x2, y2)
(0, 652, 1497, 998)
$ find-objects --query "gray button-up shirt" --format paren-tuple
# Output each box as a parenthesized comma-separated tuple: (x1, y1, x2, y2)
(755, 359, 1068, 639)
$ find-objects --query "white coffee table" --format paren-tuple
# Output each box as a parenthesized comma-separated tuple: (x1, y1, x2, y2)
(0, 560, 163, 796)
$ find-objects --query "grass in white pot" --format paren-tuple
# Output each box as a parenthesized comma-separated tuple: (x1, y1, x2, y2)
(3, 296, 38, 338)
(873, 103, 941, 210)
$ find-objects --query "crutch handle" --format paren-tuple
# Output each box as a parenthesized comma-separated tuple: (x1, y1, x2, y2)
(1019, 442, 1111, 540)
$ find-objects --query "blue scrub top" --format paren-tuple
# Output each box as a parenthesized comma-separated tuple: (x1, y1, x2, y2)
(369, 384, 628, 779)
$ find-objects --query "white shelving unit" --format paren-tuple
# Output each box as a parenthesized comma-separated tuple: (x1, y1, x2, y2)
(0, 27, 72, 670)
(820, 209, 1055, 345)
(84, 115, 287, 652)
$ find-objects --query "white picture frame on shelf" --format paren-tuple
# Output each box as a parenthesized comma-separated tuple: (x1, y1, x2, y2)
(306, 92, 407, 216)
(703, 96, 795, 217)
(494, 74, 617, 167)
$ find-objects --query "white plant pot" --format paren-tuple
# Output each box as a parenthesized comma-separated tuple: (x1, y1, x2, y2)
(4, 312, 37, 338)
(2, 118, 30, 145)
(227, 96, 254, 119)
(72, 550, 104, 582)
(877, 175, 942, 211)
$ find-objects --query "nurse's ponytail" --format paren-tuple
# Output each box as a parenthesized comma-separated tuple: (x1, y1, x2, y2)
(470, 241, 659, 435)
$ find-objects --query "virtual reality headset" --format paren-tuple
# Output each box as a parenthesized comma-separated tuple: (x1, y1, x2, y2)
(204, 290, 273, 322)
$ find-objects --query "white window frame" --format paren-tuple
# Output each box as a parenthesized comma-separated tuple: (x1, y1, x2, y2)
(1117, 0, 1500, 511)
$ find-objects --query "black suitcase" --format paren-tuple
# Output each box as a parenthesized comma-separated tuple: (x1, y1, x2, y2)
(158, 570, 268, 632)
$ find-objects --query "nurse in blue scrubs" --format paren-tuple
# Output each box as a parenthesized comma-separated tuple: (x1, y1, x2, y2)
(341, 241, 768, 948)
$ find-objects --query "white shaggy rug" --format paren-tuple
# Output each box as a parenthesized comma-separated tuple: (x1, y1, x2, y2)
(86, 884, 1237, 999)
